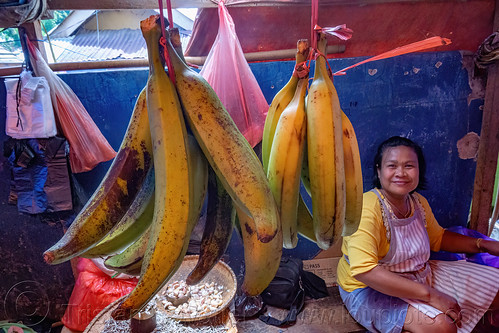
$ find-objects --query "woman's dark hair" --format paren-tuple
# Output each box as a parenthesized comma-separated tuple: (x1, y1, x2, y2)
(372, 136, 427, 191)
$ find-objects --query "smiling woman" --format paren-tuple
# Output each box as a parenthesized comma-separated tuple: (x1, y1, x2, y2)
(373, 137, 426, 217)
(337, 136, 499, 333)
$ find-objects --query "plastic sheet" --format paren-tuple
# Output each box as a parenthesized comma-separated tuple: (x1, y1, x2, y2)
(61, 258, 137, 332)
(233, 294, 263, 319)
(199, 0, 268, 147)
(26, 39, 116, 173)
(430, 226, 499, 268)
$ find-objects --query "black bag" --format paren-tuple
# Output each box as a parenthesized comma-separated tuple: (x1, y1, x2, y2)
(258, 256, 329, 327)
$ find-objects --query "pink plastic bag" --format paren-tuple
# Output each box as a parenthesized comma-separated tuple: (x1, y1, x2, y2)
(199, 0, 268, 148)
(26, 39, 116, 173)
(61, 258, 137, 331)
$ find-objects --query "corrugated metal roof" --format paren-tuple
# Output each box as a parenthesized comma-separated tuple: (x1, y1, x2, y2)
(54, 28, 147, 62)
(0, 44, 23, 65)
(53, 28, 191, 63)
(47, 9, 193, 63)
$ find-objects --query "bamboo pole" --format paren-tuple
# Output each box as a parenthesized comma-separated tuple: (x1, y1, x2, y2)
(0, 44, 345, 77)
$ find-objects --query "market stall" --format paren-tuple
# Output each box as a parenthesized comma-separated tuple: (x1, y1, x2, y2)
(0, 0, 498, 332)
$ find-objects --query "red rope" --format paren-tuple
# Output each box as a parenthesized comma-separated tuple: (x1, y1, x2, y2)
(157, 0, 175, 84)
(315, 49, 334, 80)
(292, 61, 310, 79)
(166, 0, 174, 29)
(311, 0, 319, 50)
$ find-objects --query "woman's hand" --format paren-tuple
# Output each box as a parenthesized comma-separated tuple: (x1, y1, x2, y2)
(481, 239, 499, 256)
(356, 266, 463, 327)
(427, 287, 462, 327)
(441, 230, 499, 255)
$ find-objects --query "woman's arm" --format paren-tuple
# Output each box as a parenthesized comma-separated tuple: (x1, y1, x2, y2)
(440, 230, 499, 255)
(355, 266, 462, 325)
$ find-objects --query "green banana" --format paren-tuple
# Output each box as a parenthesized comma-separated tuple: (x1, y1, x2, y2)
(267, 76, 308, 249)
(43, 87, 153, 265)
(81, 166, 155, 258)
(297, 194, 316, 243)
(301, 142, 311, 195)
(104, 227, 149, 276)
(236, 205, 282, 296)
(306, 33, 345, 250)
(262, 39, 309, 173)
(186, 168, 233, 285)
(112, 15, 193, 320)
(164, 30, 279, 243)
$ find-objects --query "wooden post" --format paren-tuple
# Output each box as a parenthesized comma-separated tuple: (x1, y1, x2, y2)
(18, 20, 48, 66)
(469, 0, 499, 234)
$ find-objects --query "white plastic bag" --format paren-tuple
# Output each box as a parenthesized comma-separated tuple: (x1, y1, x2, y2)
(5, 70, 57, 139)
(26, 38, 116, 173)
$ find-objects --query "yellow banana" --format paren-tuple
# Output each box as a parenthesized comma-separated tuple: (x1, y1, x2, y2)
(306, 33, 345, 250)
(262, 40, 309, 173)
(319, 38, 347, 242)
(236, 205, 282, 296)
(112, 16, 192, 320)
(81, 167, 155, 258)
(267, 77, 308, 249)
(164, 29, 279, 243)
(43, 87, 153, 265)
(104, 134, 209, 277)
(340, 111, 363, 236)
(186, 168, 233, 285)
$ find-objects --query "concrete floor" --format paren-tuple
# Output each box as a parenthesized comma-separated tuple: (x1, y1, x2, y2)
(236, 287, 366, 333)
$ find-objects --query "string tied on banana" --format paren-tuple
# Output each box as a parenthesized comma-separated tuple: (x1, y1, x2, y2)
(314, 49, 335, 82)
(294, 60, 310, 79)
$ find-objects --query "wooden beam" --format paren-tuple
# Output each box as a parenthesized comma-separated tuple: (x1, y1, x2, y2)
(469, 0, 499, 234)
(18, 21, 47, 65)
(0, 44, 344, 77)
(0, 59, 148, 77)
(46, 0, 460, 10)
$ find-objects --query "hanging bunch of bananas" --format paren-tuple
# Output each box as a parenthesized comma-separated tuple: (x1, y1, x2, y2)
(266, 40, 310, 249)
(43, 87, 153, 265)
(263, 32, 363, 251)
(43, 14, 283, 319)
(307, 32, 363, 248)
(160, 19, 282, 300)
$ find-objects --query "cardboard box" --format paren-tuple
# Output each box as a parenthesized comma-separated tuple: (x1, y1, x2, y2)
(303, 257, 341, 287)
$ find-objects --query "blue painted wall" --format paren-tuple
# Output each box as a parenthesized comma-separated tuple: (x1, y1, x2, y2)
(63, 51, 481, 229)
(0, 50, 481, 321)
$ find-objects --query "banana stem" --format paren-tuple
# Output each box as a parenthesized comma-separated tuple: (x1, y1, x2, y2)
(141, 20, 164, 75)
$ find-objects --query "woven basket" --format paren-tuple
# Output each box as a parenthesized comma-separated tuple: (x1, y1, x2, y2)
(83, 255, 238, 332)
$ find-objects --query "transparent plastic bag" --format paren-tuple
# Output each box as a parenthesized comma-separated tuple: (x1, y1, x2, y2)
(199, 0, 268, 148)
(26, 39, 116, 173)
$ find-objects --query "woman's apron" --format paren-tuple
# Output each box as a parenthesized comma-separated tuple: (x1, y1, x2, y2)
(373, 189, 499, 333)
